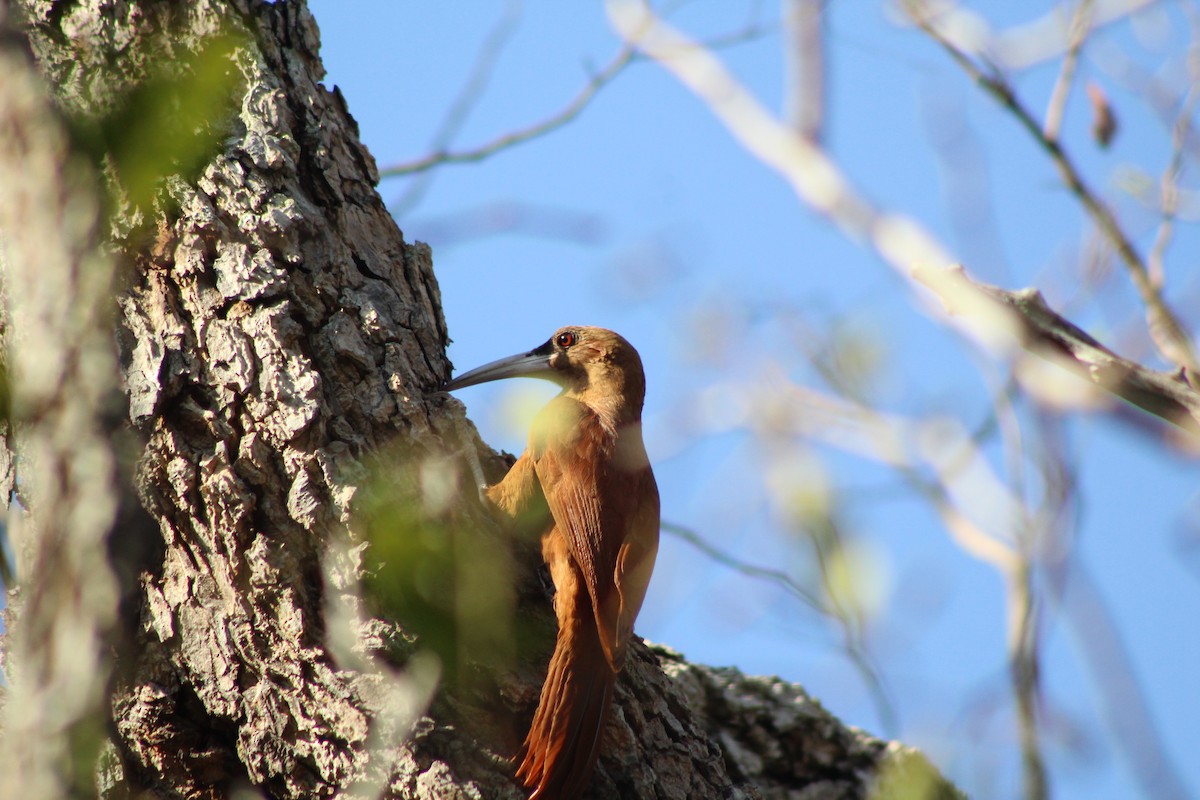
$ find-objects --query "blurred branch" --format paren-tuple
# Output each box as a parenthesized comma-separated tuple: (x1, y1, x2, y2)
(1030, 416, 1190, 799)
(1146, 3, 1200, 287)
(381, 43, 637, 179)
(684, 372, 1071, 791)
(661, 520, 897, 734)
(1048, 556, 1193, 798)
(380, 22, 773, 183)
(780, 385, 1045, 796)
(1146, 80, 1197, 286)
(784, 0, 825, 143)
(1010, 556, 1048, 800)
(606, 0, 1200, 441)
(909, 1, 1200, 376)
(912, 1, 1195, 376)
(691, 363, 1192, 794)
(1093, 38, 1200, 161)
(662, 520, 825, 611)
(917, 0, 1158, 71)
(390, 0, 521, 215)
(985, 354, 1049, 800)
(1042, 0, 1094, 143)
(606, 8, 1197, 795)
(606, 0, 955, 287)
(914, 265, 1200, 442)
(802, 513, 900, 735)
(689, 377, 1024, 573)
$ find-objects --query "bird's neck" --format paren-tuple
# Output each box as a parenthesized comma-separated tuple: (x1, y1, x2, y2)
(568, 374, 644, 434)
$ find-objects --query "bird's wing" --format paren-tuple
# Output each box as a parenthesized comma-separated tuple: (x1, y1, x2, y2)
(612, 466, 659, 661)
(486, 452, 540, 519)
(531, 397, 657, 670)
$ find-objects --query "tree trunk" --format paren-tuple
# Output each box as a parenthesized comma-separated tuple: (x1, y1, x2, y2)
(0, 1, 961, 798)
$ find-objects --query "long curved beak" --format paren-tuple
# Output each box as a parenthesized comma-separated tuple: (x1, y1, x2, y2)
(443, 341, 555, 391)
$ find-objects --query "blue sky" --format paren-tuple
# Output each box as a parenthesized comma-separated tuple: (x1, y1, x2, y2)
(308, 2, 1200, 798)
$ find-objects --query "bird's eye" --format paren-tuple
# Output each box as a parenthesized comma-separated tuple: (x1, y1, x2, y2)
(556, 331, 576, 348)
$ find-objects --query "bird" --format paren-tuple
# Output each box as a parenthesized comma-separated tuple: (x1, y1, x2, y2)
(444, 326, 659, 800)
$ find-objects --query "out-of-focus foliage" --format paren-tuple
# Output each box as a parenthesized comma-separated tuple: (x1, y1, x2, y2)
(357, 448, 526, 688)
(66, 32, 245, 219)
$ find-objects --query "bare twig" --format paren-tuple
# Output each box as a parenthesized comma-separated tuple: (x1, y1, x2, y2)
(1146, 84, 1197, 287)
(381, 45, 638, 180)
(661, 519, 897, 734)
(606, 0, 955, 284)
(802, 511, 897, 730)
(380, 23, 773, 183)
(1147, 4, 1200, 288)
(784, 0, 826, 143)
(690, 355, 1191, 790)
(1028, 416, 1192, 799)
(1046, 552, 1193, 798)
(661, 520, 826, 611)
(910, 4, 1199, 376)
(390, 0, 521, 215)
(955, 0, 1152, 70)
(1043, 0, 1094, 143)
(602, 11, 1194, 798)
(979, 349, 1049, 800)
(1010, 553, 1048, 800)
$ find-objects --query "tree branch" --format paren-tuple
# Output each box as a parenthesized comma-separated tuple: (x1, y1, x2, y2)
(784, 0, 825, 143)
(379, 23, 774, 182)
(909, 1, 1200, 376)
(914, 264, 1200, 441)
(1042, 0, 1093, 143)
(661, 520, 897, 734)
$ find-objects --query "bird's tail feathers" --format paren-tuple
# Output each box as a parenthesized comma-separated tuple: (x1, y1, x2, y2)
(515, 611, 616, 800)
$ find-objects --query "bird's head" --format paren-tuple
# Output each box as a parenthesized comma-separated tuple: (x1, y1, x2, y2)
(443, 326, 646, 411)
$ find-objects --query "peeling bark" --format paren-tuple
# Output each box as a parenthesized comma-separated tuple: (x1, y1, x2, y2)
(0, 1, 964, 799)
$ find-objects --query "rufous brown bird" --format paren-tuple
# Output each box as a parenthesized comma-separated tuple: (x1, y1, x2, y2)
(444, 326, 659, 800)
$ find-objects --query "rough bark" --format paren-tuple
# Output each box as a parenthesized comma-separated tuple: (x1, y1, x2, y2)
(0, 1, 963, 799)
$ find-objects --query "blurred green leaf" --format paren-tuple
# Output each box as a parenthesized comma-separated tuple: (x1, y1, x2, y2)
(822, 320, 886, 401)
(69, 32, 246, 216)
(358, 450, 524, 689)
(869, 749, 965, 800)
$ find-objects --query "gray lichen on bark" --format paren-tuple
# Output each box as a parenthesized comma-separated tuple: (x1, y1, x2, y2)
(0, 1, 964, 798)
